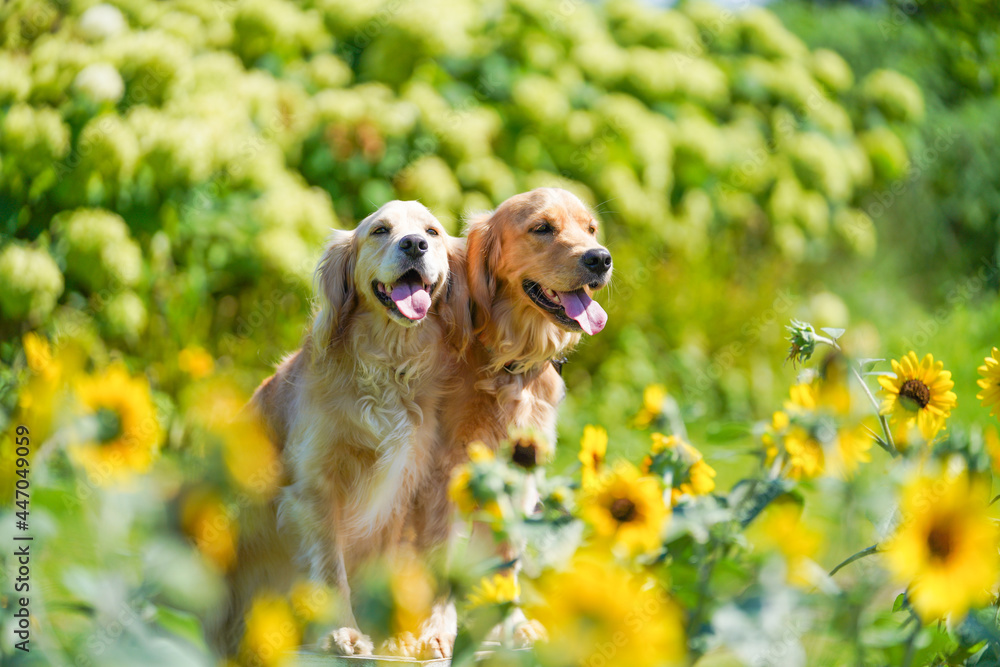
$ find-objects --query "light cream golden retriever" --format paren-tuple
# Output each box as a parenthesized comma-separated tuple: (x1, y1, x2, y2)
(412, 187, 613, 654)
(216, 200, 465, 658)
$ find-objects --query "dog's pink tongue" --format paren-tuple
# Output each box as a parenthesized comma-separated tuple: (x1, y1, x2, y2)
(390, 281, 431, 321)
(557, 289, 607, 335)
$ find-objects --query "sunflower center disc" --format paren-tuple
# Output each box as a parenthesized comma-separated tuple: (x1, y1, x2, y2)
(926, 522, 954, 561)
(610, 497, 638, 523)
(512, 441, 537, 470)
(899, 378, 931, 410)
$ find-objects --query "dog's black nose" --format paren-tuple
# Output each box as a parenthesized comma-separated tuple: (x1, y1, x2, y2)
(581, 247, 612, 274)
(399, 234, 428, 258)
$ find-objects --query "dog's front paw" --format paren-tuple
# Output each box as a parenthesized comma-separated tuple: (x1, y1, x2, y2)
(513, 618, 547, 648)
(418, 630, 455, 659)
(381, 632, 420, 658)
(321, 627, 374, 656)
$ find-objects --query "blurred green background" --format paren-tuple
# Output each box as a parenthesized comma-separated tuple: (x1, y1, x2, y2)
(1, 0, 999, 664)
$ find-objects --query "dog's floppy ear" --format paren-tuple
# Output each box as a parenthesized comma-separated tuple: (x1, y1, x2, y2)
(441, 234, 472, 354)
(465, 211, 501, 335)
(312, 228, 356, 358)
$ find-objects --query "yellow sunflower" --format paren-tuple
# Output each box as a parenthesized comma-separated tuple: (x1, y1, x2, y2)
(178, 345, 215, 379)
(468, 441, 494, 463)
(784, 428, 825, 479)
(645, 433, 717, 503)
(187, 378, 281, 498)
(467, 571, 520, 608)
(985, 425, 1000, 475)
(16, 333, 84, 442)
(753, 502, 823, 587)
(831, 424, 873, 478)
(448, 464, 503, 522)
(765, 422, 824, 480)
(817, 351, 852, 414)
(180, 489, 238, 572)
(390, 558, 434, 635)
(883, 472, 1000, 621)
(289, 580, 336, 623)
(578, 425, 607, 488)
(240, 594, 300, 667)
(69, 363, 162, 485)
(878, 352, 957, 445)
(507, 428, 553, 471)
(581, 461, 668, 554)
(528, 553, 685, 667)
(977, 347, 1000, 417)
(634, 384, 667, 428)
(786, 382, 818, 412)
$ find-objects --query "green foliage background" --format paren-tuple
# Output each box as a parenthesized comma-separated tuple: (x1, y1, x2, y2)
(1, 0, 999, 664)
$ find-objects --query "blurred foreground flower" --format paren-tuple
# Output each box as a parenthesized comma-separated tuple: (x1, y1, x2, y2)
(878, 352, 956, 445)
(290, 580, 336, 624)
(448, 458, 504, 525)
(69, 363, 162, 485)
(753, 502, 822, 587)
(529, 554, 684, 667)
(977, 347, 1000, 417)
(240, 594, 300, 667)
(390, 559, 435, 636)
(507, 429, 552, 471)
(578, 425, 607, 488)
(467, 571, 520, 608)
(16, 333, 82, 441)
(581, 461, 668, 554)
(883, 472, 999, 621)
(186, 379, 281, 498)
(181, 489, 238, 572)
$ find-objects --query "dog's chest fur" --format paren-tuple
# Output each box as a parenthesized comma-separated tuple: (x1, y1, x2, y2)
(286, 323, 446, 546)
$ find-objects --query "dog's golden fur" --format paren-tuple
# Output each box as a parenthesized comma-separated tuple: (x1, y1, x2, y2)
(414, 186, 612, 559)
(215, 201, 465, 657)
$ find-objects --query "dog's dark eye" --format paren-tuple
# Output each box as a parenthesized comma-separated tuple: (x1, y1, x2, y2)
(532, 222, 554, 234)
(426, 228, 439, 236)
(372, 226, 389, 235)
(589, 226, 597, 235)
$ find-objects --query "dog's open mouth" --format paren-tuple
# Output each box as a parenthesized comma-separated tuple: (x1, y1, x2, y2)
(522, 280, 608, 335)
(373, 269, 437, 322)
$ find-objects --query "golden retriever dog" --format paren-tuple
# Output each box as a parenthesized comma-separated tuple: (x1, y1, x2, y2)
(215, 200, 465, 658)
(411, 187, 613, 654)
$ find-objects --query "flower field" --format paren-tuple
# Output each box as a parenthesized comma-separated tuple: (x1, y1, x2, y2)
(2, 0, 1000, 665)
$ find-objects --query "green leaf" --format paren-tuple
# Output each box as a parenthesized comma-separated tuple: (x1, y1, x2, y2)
(892, 593, 906, 612)
(155, 605, 207, 650)
(705, 421, 751, 443)
(821, 327, 846, 340)
(731, 478, 790, 527)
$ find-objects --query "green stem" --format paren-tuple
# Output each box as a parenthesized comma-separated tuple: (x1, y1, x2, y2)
(829, 544, 878, 577)
(901, 613, 922, 667)
(824, 338, 897, 456)
(850, 365, 898, 457)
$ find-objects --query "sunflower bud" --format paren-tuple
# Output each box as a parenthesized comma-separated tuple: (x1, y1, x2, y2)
(785, 319, 817, 367)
